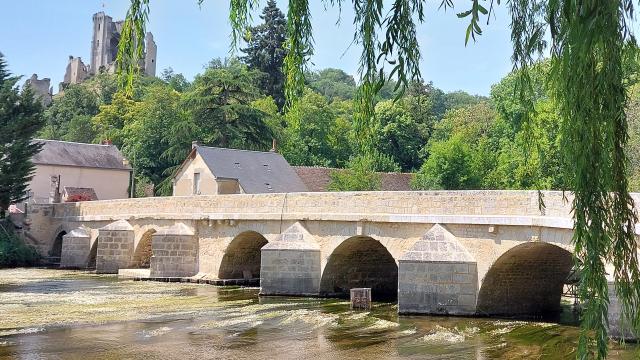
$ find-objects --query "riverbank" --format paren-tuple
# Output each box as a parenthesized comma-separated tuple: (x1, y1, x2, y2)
(0, 269, 638, 359)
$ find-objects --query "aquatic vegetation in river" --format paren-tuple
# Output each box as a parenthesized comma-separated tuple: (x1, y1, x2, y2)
(421, 325, 479, 344)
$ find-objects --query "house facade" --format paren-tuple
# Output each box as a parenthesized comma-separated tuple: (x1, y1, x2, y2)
(29, 140, 132, 203)
(173, 144, 307, 196)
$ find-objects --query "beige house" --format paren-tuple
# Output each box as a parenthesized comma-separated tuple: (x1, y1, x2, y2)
(173, 144, 307, 196)
(29, 140, 132, 203)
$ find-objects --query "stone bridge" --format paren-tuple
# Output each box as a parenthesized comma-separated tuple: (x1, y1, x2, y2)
(23, 191, 640, 336)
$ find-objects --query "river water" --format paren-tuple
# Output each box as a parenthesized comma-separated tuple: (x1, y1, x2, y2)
(0, 269, 637, 359)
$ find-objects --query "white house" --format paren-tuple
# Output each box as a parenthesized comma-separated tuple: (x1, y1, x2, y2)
(29, 140, 132, 203)
(172, 144, 307, 196)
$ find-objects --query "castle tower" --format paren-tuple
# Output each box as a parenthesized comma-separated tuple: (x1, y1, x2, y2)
(60, 56, 88, 91)
(144, 32, 157, 77)
(90, 12, 116, 75)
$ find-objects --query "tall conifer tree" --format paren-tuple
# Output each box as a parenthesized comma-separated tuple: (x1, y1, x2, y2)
(241, 0, 287, 110)
(0, 53, 45, 218)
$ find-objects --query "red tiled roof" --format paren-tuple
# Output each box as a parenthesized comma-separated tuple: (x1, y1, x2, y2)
(292, 166, 414, 192)
(62, 187, 98, 201)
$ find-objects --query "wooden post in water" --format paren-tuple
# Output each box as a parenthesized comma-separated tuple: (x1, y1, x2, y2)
(350, 288, 371, 310)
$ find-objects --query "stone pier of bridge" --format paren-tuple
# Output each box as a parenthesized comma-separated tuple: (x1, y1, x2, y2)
(23, 190, 640, 338)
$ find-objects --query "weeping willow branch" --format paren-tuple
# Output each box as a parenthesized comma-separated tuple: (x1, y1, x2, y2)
(115, 0, 149, 96)
(283, 0, 313, 109)
(351, 0, 423, 154)
(228, 0, 260, 52)
(351, 0, 382, 153)
(507, 1, 640, 358)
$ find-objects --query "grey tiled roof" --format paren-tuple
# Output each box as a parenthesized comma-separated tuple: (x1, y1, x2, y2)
(32, 140, 131, 170)
(195, 145, 307, 193)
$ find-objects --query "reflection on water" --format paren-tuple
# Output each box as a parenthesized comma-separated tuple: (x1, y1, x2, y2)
(0, 269, 637, 359)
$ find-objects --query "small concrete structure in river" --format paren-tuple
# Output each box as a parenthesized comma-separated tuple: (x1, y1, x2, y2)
(23, 190, 640, 338)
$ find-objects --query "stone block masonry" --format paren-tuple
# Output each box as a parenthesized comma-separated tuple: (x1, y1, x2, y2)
(96, 220, 135, 274)
(399, 261, 478, 315)
(261, 222, 321, 295)
(150, 223, 198, 278)
(60, 227, 91, 268)
(398, 224, 478, 315)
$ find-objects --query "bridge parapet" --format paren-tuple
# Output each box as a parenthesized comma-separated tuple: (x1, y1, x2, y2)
(51, 191, 574, 222)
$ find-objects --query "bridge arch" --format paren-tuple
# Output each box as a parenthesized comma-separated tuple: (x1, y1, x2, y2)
(320, 236, 398, 301)
(477, 242, 573, 318)
(218, 231, 268, 280)
(49, 223, 74, 259)
(50, 231, 66, 259)
(131, 229, 157, 268)
(87, 239, 98, 269)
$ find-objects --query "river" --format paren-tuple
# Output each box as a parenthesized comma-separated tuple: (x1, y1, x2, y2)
(0, 269, 637, 359)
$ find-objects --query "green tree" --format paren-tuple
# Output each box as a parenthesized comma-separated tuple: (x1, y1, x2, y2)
(92, 92, 137, 147)
(41, 73, 120, 143)
(414, 101, 498, 190)
(443, 90, 486, 111)
(241, 0, 287, 110)
(41, 84, 99, 142)
(161, 67, 191, 92)
(185, 58, 272, 150)
(121, 85, 188, 195)
(307, 68, 357, 100)
(374, 99, 429, 171)
(327, 99, 355, 167)
(328, 154, 382, 191)
(0, 54, 44, 218)
(280, 89, 335, 166)
(412, 134, 480, 190)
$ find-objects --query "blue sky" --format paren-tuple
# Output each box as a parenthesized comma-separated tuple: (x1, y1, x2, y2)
(0, 1, 514, 95)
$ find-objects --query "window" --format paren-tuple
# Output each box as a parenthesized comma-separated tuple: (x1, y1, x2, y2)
(193, 173, 201, 195)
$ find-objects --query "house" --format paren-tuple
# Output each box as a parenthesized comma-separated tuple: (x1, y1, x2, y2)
(172, 144, 307, 196)
(29, 140, 132, 203)
(293, 166, 414, 192)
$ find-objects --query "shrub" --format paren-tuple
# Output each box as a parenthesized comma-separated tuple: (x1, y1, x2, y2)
(0, 222, 40, 268)
(328, 154, 383, 191)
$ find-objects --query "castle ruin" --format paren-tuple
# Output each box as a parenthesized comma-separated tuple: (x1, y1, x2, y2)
(24, 74, 53, 106)
(59, 11, 157, 90)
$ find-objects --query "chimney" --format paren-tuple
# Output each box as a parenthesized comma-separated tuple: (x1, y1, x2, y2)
(49, 175, 61, 204)
(192, 141, 201, 150)
(101, 139, 112, 145)
(270, 138, 277, 153)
